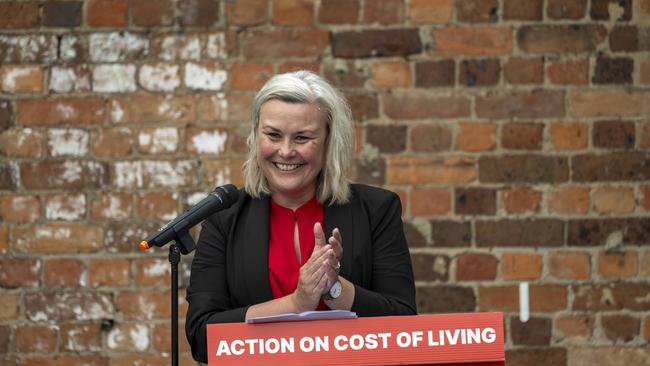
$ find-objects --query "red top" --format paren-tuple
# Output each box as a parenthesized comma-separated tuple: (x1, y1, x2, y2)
(268, 196, 327, 310)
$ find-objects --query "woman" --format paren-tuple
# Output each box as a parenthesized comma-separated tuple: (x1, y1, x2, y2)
(185, 71, 416, 362)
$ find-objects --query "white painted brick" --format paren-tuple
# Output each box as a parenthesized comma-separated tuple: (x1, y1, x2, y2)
(138, 127, 179, 154)
(143, 160, 196, 188)
(60, 35, 81, 62)
(191, 130, 228, 155)
(0, 35, 57, 63)
(47, 128, 89, 157)
(45, 193, 86, 221)
(138, 64, 180, 92)
(0, 65, 40, 92)
(157, 35, 201, 61)
(49, 65, 91, 93)
(89, 32, 148, 62)
(93, 64, 136, 93)
(184, 62, 227, 91)
(205, 32, 227, 59)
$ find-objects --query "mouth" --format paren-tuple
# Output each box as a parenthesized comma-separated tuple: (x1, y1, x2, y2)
(273, 162, 304, 171)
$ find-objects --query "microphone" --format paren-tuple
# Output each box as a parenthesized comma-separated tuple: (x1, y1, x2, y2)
(139, 184, 239, 254)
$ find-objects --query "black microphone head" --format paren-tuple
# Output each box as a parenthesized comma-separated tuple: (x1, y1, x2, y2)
(214, 184, 239, 208)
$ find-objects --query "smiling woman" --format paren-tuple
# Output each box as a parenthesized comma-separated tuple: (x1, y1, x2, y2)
(185, 71, 417, 363)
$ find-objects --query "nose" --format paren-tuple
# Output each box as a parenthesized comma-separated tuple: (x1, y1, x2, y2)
(277, 138, 295, 158)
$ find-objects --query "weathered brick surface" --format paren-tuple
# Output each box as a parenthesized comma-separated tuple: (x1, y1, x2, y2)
(1, 0, 647, 361)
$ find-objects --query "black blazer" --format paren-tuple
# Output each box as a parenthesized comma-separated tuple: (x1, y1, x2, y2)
(185, 184, 417, 362)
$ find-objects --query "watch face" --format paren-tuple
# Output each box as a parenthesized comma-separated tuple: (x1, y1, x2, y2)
(329, 280, 342, 299)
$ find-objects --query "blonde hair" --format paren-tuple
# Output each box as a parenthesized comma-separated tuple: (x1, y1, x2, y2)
(242, 71, 353, 205)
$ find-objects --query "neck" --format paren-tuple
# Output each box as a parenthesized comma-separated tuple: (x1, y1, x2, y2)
(271, 187, 316, 210)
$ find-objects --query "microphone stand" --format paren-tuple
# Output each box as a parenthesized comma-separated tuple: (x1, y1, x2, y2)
(166, 223, 197, 366)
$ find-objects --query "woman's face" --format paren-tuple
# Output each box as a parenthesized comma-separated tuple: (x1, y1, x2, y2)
(256, 99, 327, 205)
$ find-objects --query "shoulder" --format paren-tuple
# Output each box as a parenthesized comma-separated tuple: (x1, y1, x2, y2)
(348, 183, 401, 211)
(205, 188, 263, 227)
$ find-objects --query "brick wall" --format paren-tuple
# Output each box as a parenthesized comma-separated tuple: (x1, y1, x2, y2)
(1, 0, 649, 365)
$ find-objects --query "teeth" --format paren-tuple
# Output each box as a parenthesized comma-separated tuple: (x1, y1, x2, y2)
(275, 163, 301, 171)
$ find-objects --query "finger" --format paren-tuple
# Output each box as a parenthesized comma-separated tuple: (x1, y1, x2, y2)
(328, 236, 342, 260)
(332, 228, 342, 245)
(314, 222, 326, 247)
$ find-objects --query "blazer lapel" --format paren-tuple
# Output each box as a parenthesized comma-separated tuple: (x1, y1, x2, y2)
(324, 199, 353, 279)
(241, 195, 274, 304)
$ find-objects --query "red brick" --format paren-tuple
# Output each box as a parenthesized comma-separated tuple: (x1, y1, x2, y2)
(517, 25, 606, 54)
(109, 95, 195, 124)
(230, 63, 273, 90)
(0, 293, 19, 320)
(44, 259, 84, 287)
(550, 122, 588, 150)
(476, 90, 565, 119)
(504, 0, 542, 20)
(642, 123, 650, 148)
(388, 156, 476, 184)
(0, 258, 40, 288)
(645, 316, 650, 342)
(16, 325, 57, 353)
(20, 160, 107, 189)
(459, 59, 500, 86)
(602, 315, 639, 343)
(593, 56, 633, 84)
(455, 253, 497, 281)
(591, 0, 632, 20)
(0, 65, 43, 93)
(88, 258, 130, 287)
(0, 225, 7, 254)
(135, 191, 179, 220)
(502, 122, 544, 150)
(92, 127, 134, 157)
(116, 291, 169, 320)
(569, 89, 650, 118)
(412, 253, 450, 281)
(476, 219, 564, 247)
(0, 128, 43, 158)
(0, 325, 9, 354)
(549, 251, 590, 279)
(131, 0, 173, 26)
(320, 0, 359, 24)
(332, 29, 421, 58)
(478, 285, 518, 311)
(455, 188, 496, 215)
(179, 0, 220, 26)
(548, 59, 589, 85)
(500, 252, 542, 280)
(226, 0, 267, 25)
(416, 285, 475, 313)
(432, 26, 512, 56)
(456, 122, 496, 151)
(572, 153, 650, 182)
(135, 258, 170, 286)
(363, 0, 404, 24)
(24, 292, 113, 322)
(323, 61, 366, 88)
(609, 26, 638, 52)
(568, 218, 650, 247)
(347, 92, 379, 122)
(367, 124, 406, 153)
(410, 188, 451, 216)
(593, 186, 635, 214)
(14, 223, 103, 254)
(153, 322, 192, 353)
(511, 317, 550, 345)
(529, 284, 568, 311)
(642, 186, 650, 211)
(0, 195, 40, 222)
(456, 0, 498, 22)
(43, 1, 82, 27)
(504, 57, 543, 84)
(104, 222, 160, 254)
(479, 155, 568, 183)
(506, 348, 566, 366)
(90, 192, 132, 221)
(0, 2, 40, 28)
(548, 186, 589, 214)
(410, 0, 453, 23)
(641, 58, 650, 85)
(501, 186, 541, 214)
(272, 0, 313, 25)
(242, 29, 329, 58)
(60, 323, 102, 352)
(16, 97, 105, 126)
(383, 93, 470, 119)
(411, 124, 452, 152)
(370, 60, 412, 88)
(554, 314, 594, 339)
(87, 0, 128, 27)
(19, 355, 107, 366)
(278, 61, 320, 74)
(547, 0, 587, 19)
(598, 250, 638, 278)
(572, 282, 650, 310)
(415, 60, 455, 87)
(593, 120, 635, 149)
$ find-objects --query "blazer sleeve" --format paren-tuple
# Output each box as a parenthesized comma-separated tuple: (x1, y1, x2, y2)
(185, 215, 250, 363)
(351, 191, 417, 316)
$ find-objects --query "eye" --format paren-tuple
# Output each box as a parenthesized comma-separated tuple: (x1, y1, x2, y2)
(265, 132, 281, 140)
(295, 135, 309, 143)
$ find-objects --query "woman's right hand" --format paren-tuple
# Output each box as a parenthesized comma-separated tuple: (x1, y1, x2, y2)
(291, 222, 338, 312)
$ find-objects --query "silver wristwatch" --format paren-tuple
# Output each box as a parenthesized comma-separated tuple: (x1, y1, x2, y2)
(322, 279, 342, 300)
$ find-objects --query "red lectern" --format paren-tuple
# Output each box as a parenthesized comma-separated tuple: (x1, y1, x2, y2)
(207, 312, 504, 365)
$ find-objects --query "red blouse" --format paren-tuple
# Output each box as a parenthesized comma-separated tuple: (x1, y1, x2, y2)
(268, 196, 327, 310)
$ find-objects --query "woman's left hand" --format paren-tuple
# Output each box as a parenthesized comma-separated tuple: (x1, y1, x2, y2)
(327, 228, 343, 273)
